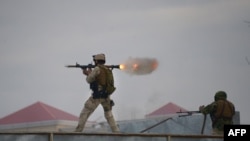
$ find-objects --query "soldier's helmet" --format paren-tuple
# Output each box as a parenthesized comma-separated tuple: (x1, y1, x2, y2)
(93, 54, 105, 61)
(214, 91, 227, 101)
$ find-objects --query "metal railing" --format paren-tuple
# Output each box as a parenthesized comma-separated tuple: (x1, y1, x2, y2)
(0, 132, 223, 141)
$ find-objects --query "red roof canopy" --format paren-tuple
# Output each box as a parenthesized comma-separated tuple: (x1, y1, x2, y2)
(145, 102, 188, 118)
(0, 101, 78, 125)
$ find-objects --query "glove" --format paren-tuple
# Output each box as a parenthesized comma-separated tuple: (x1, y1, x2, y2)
(83, 68, 92, 76)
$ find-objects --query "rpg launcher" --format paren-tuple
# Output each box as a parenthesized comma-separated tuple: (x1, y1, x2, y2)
(65, 63, 120, 70)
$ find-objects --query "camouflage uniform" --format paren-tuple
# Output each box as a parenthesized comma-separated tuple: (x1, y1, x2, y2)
(199, 91, 235, 135)
(75, 63, 120, 133)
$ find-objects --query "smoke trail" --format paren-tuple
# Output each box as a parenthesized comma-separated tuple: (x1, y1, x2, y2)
(119, 57, 158, 75)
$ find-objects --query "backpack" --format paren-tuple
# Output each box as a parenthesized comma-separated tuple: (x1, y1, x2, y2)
(98, 65, 116, 95)
(215, 100, 235, 119)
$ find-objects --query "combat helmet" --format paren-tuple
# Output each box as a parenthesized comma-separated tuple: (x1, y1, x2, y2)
(214, 91, 227, 101)
(93, 53, 105, 61)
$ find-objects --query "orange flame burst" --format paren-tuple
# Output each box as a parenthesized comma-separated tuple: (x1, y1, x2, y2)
(152, 60, 158, 70)
(133, 63, 139, 70)
(118, 58, 158, 75)
(119, 64, 126, 70)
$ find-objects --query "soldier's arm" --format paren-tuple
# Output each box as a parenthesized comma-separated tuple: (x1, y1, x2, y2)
(201, 102, 216, 115)
(86, 67, 100, 83)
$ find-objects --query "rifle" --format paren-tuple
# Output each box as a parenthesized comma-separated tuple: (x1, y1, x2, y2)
(65, 62, 120, 70)
(140, 117, 172, 133)
(176, 111, 201, 117)
(176, 110, 207, 134)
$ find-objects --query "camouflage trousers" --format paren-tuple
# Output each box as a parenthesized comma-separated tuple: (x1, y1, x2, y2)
(75, 96, 120, 133)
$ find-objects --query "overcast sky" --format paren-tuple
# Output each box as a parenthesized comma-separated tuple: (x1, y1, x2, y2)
(0, 0, 250, 124)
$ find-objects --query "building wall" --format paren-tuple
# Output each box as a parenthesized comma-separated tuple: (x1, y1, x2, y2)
(0, 120, 96, 132)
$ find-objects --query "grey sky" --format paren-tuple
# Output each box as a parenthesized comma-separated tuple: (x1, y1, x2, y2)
(0, 0, 250, 124)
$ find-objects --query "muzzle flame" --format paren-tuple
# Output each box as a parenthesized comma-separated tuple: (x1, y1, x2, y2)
(119, 64, 126, 70)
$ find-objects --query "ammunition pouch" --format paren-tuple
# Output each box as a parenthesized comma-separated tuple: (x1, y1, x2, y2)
(110, 100, 115, 106)
(90, 82, 108, 99)
(110, 100, 115, 110)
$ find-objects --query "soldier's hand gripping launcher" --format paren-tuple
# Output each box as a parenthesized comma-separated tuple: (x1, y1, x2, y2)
(65, 63, 120, 70)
